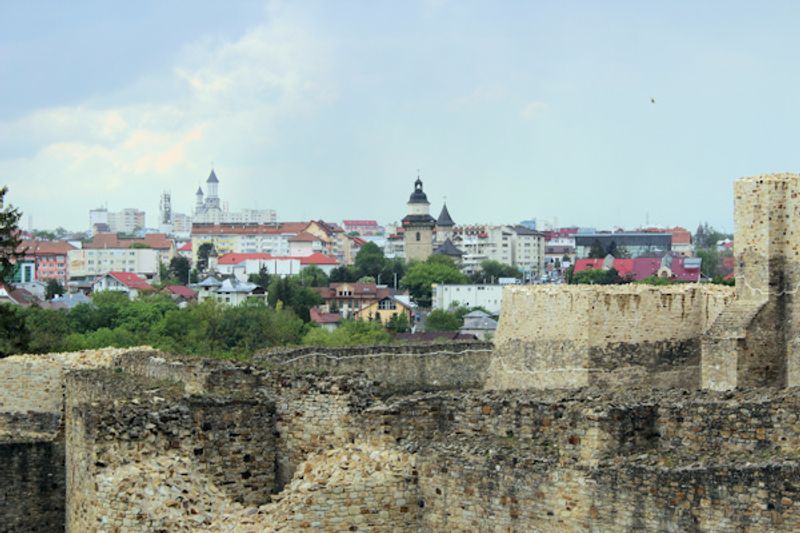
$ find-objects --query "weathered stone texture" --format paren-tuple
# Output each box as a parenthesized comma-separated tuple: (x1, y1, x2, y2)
(255, 341, 494, 394)
(0, 441, 66, 532)
(702, 173, 800, 390)
(489, 284, 733, 390)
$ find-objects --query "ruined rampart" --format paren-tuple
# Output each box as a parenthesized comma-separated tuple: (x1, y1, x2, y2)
(255, 341, 493, 394)
(488, 284, 734, 390)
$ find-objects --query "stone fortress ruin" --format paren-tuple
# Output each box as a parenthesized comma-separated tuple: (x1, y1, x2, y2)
(3, 173, 800, 531)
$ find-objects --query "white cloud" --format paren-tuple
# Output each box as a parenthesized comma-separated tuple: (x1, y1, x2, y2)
(0, 3, 333, 229)
(520, 101, 547, 120)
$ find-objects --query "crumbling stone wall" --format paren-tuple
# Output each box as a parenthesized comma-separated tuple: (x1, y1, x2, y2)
(256, 342, 493, 394)
(489, 284, 733, 390)
(65, 369, 277, 531)
(365, 387, 800, 532)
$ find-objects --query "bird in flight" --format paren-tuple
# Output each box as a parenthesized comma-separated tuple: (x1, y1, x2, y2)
(650, 97, 656, 104)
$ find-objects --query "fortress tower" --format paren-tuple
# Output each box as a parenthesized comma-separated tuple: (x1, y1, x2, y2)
(702, 173, 800, 389)
(402, 177, 436, 261)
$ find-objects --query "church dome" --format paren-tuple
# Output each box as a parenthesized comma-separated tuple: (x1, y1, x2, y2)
(408, 177, 429, 204)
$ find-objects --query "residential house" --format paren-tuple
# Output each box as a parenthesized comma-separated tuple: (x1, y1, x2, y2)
(310, 307, 342, 331)
(192, 275, 265, 306)
(47, 292, 92, 310)
(194, 275, 224, 302)
(0, 284, 39, 307)
(353, 294, 414, 326)
(288, 232, 327, 257)
(317, 282, 410, 321)
(17, 240, 76, 285)
(460, 310, 498, 340)
(92, 271, 152, 300)
(215, 278, 266, 306)
(162, 285, 198, 306)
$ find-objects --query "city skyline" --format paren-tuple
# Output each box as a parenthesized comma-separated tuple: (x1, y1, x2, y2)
(5, 1, 800, 231)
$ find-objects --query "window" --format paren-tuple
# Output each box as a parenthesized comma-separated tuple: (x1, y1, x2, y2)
(416, 232, 420, 241)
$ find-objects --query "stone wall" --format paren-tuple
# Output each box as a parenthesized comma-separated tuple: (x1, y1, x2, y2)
(65, 368, 277, 531)
(0, 441, 66, 532)
(255, 342, 493, 394)
(363, 387, 800, 532)
(488, 284, 734, 390)
(702, 173, 800, 390)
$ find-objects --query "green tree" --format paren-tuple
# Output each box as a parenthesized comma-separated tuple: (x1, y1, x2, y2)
(189, 268, 199, 283)
(24, 307, 70, 353)
(401, 256, 468, 307)
(297, 265, 328, 287)
(696, 248, 721, 278)
(247, 265, 271, 288)
(0, 304, 29, 356)
(45, 279, 65, 299)
(425, 309, 463, 332)
(168, 256, 191, 284)
(471, 260, 521, 283)
(614, 244, 631, 259)
(354, 242, 387, 280)
(302, 319, 391, 347)
(267, 276, 322, 322)
(694, 222, 731, 250)
(379, 257, 406, 288)
(386, 312, 410, 333)
(329, 265, 359, 282)
(197, 242, 215, 272)
(0, 187, 24, 284)
(130, 242, 151, 249)
(571, 267, 625, 285)
(588, 239, 606, 259)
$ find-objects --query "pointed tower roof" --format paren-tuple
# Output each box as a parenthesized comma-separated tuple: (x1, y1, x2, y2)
(434, 238, 464, 258)
(436, 203, 455, 227)
(207, 169, 219, 184)
(196, 186, 204, 195)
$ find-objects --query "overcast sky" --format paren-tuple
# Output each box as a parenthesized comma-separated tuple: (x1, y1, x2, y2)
(3, 1, 800, 233)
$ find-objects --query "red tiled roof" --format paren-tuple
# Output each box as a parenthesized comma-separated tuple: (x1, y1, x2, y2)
(84, 233, 173, 250)
(164, 285, 197, 299)
(218, 253, 272, 265)
(106, 271, 152, 290)
(310, 307, 342, 325)
(178, 242, 192, 252)
(140, 233, 173, 250)
(289, 231, 321, 243)
(575, 256, 701, 282)
(299, 253, 338, 266)
(191, 222, 310, 236)
(18, 240, 76, 255)
(574, 258, 634, 277)
(350, 236, 367, 246)
(343, 220, 379, 227)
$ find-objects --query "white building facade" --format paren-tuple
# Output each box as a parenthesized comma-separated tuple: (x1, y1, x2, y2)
(68, 248, 160, 279)
(431, 284, 504, 315)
